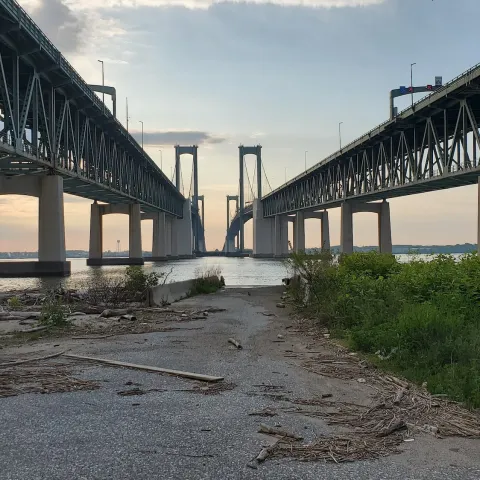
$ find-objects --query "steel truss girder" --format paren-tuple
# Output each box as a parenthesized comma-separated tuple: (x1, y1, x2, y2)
(262, 98, 480, 217)
(0, 48, 183, 216)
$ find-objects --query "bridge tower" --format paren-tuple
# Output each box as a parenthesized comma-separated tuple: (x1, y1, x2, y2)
(238, 145, 262, 252)
(225, 195, 239, 253)
(175, 145, 200, 253)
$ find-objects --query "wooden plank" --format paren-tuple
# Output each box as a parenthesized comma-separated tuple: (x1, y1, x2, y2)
(0, 351, 65, 368)
(63, 353, 224, 383)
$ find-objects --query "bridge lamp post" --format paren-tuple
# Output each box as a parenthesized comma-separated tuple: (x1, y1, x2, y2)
(139, 120, 144, 150)
(339, 122, 343, 150)
(159, 149, 163, 170)
(304, 151, 308, 172)
(97, 59, 104, 110)
(410, 62, 416, 107)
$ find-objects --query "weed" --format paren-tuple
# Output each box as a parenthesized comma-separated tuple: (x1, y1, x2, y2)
(287, 251, 480, 408)
(6, 296, 23, 310)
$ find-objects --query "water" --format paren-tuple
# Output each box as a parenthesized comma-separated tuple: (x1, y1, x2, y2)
(0, 257, 290, 292)
(0, 252, 467, 292)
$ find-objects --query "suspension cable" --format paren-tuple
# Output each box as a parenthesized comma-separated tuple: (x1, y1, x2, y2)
(262, 162, 273, 192)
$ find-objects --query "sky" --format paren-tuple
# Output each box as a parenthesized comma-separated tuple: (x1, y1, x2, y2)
(1, 0, 480, 252)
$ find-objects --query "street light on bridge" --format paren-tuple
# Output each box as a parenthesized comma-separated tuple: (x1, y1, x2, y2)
(410, 62, 416, 107)
(139, 120, 144, 150)
(304, 151, 308, 172)
(97, 59, 104, 111)
(159, 149, 163, 170)
(339, 122, 343, 150)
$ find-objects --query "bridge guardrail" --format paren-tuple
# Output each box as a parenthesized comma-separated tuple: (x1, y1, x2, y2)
(0, 0, 179, 194)
(264, 60, 480, 198)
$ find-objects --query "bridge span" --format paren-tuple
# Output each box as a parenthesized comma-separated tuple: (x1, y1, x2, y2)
(0, 0, 206, 276)
(225, 63, 480, 257)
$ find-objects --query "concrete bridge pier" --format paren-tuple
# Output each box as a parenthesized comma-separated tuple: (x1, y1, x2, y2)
(0, 175, 70, 277)
(340, 200, 392, 254)
(87, 202, 144, 266)
(252, 199, 275, 257)
(174, 199, 194, 258)
(274, 215, 289, 257)
(304, 211, 331, 250)
(294, 211, 306, 253)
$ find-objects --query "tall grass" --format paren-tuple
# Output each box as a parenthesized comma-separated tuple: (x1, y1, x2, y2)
(288, 251, 480, 408)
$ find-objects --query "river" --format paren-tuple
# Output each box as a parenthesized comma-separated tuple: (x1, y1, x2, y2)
(0, 257, 290, 292)
(0, 253, 464, 292)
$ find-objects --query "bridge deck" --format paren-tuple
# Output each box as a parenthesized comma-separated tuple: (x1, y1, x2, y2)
(0, 0, 184, 215)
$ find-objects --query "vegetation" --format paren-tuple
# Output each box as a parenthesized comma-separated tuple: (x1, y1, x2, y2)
(6, 296, 23, 310)
(190, 266, 225, 295)
(82, 266, 170, 307)
(287, 250, 480, 408)
(40, 295, 69, 327)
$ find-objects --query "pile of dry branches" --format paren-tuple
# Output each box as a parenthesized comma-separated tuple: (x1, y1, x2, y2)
(0, 361, 99, 398)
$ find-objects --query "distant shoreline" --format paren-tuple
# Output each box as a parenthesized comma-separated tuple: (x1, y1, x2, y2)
(0, 244, 477, 259)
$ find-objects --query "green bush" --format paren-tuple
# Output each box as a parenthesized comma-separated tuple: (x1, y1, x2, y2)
(40, 296, 69, 328)
(6, 296, 23, 310)
(125, 266, 160, 295)
(190, 267, 224, 295)
(287, 251, 480, 408)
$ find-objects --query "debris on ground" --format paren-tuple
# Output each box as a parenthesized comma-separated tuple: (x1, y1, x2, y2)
(64, 353, 225, 383)
(228, 338, 242, 349)
(276, 303, 286, 309)
(187, 381, 236, 396)
(248, 407, 277, 417)
(0, 361, 99, 398)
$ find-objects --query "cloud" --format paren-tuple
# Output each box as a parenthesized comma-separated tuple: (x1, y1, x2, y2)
(24, 0, 87, 53)
(68, 0, 385, 10)
(131, 130, 226, 146)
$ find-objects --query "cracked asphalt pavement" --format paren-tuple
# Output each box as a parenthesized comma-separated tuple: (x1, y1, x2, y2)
(1, 287, 479, 479)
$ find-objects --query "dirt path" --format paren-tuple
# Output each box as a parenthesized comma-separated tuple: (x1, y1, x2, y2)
(0, 286, 479, 480)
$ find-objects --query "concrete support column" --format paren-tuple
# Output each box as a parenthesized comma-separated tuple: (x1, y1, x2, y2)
(340, 202, 354, 254)
(321, 211, 331, 250)
(166, 216, 175, 257)
(89, 201, 103, 260)
(252, 199, 275, 257)
(294, 212, 305, 253)
(128, 204, 142, 260)
(38, 176, 67, 262)
(274, 215, 289, 257)
(174, 199, 193, 258)
(152, 212, 166, 259)
(478, 177, 480, 255)
(378, 200, 392, 254)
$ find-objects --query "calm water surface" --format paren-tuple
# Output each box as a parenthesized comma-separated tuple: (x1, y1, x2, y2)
(0, 257, 290, 292)
(0, 253, 465, 292)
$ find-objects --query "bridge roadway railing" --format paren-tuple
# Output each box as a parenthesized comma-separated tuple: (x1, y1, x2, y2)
(262, 62, 480, 217)
(0, 0, 184, 217)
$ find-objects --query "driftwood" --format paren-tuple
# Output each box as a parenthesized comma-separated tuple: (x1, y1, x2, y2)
(258, 423, 303, 440)
(256, 439, 280, 462)
(63, 353, 224, 383)
(99, 309, 130, 318)
(17, 326, 48, 334)
(393, 388, 407, 405)
(0, 351, 65, 367)
(228, 338, 242, 349)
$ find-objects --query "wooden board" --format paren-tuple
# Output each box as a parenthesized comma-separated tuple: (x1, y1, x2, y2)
(63, 353, 224, 383)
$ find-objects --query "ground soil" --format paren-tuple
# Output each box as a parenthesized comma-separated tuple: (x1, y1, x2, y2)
(0, 286, 479, 480)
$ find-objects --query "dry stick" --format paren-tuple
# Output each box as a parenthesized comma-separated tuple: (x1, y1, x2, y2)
(258, 423, 304, 440)
(0, 351, 65, 368)
(256, 438, 281, 462)
(17, 326, 49, 334)
(63, 353, 224, 383)
(393, 388, 407, 405)
(72, 335, 115, 340)
(228, 338, 242, 349)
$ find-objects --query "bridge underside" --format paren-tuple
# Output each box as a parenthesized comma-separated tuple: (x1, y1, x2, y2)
(262, 63, 480, 217)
